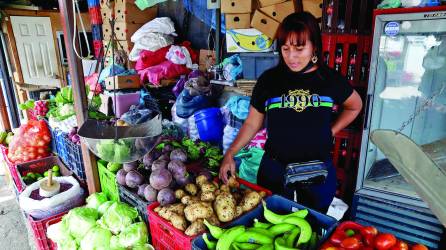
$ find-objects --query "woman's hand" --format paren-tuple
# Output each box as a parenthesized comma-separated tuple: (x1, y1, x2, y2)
(219, 153, 236, 184)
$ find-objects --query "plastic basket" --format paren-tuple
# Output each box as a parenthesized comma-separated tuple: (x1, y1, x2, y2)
(52, 128, 86, 182)
(16, 156, 72, 193)
(147, 178, 272, 250)
(88, 6, 102, 25)
(118, 184, 151, 224)
(192, 195, 339, 250)
(28, 211, 67, 250)
(97, 160, 119, 201)
(92, 24, 103, 41)
(240, 52, 279, 80)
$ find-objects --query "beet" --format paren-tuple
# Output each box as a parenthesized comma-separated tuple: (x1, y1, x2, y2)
(144, 185, 157, 202)
(123, 161, 138, 172)
(157, 188, 175, 206)
(170, 149, 187, 162)
(137, 184, 149, 198)
(116, 169, 127, 186)
(151, 159, 168, 172)
(149, 168, 172, 190)
(125, 170, 144, 188)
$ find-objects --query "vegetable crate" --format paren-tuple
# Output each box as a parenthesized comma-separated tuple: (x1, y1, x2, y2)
(97, 160, 119, 201)
(27, 211, 67, 250)
(15, 156, 72, 193)
(192, 195, 339, 250)
(147, 179, 272, 250)
(118, 184, 151, 224)
(52, 128, 86, 181)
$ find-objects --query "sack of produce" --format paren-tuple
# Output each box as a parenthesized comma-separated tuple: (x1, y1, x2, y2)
(7, 120, 52, 163)
(19, 176, 84, 219)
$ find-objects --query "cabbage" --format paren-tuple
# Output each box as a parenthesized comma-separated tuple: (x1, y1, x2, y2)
(110, 236, 126, 250)
(80, 226, 113, 250)
(133, 243, 154, 250)
(86, 192, 109, 210)
(112, 222, 148, 248)
(64, 207, 99, 241)
(60, 103, 75, 116)
(96, 140, 115, 162)
(98, 201, 114, 215)
(98, 202, 138, 234)
(57, 238, 78, 250)
(47, 220, 72, 243)
(96, 139, 131, 162)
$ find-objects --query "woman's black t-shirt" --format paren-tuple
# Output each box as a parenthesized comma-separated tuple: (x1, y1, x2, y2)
(250, 65, 353, 164)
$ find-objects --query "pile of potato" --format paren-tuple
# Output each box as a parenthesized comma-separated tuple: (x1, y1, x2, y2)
(154, 176, 266, 236)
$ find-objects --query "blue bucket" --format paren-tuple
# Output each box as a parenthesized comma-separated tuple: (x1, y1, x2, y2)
(194, 108, 224, 143)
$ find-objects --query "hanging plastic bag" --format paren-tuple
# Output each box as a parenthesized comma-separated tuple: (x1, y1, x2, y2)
(19, 176, 84, 219)
(236, 147, 265, 184)
(223, 125, 240, 154)
(220, 54, 243, 81)
(7, 120, 52, 164)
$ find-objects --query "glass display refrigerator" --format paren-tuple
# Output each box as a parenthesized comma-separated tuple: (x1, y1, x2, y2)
(352, 6, 446, 249)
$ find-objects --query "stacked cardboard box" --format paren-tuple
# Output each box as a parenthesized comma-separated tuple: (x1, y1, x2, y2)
(222, 0, 296, 53)
(101, 0, 157, 68)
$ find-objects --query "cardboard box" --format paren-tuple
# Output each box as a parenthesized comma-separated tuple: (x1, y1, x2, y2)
(199, 50, 216, 71)
(260, 0, 295, 23)
(221, 0, 252, 14)
(114, 0, 157, 24)
(226, 28, 275, 53)
(115, 22, 142, 41)
(105, 75, 141, 90)
(103, 40, 133, 57)
(225, 13, 251, 29)
(258, 0, 287, 8)
(302, 0, 323, 19)
(251, 10, 280, 39)
(101, 6, 113, 24)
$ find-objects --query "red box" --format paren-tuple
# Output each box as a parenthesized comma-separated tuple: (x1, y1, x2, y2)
(88, 6, 103, 25)
(28, 212, 67, 250)
(147, 178, 272, 250)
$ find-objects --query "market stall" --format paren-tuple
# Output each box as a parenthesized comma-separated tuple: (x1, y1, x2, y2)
(0, 0, 444, 250)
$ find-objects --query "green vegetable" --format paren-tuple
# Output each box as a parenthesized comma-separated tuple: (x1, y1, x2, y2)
(308, 232, 317, 249)
(98, 201, 114, 215)
(86, 192, 108, 210)
(96, 139, 131, 163)
(282, 216, 312, 246)
(55, 86, 74, 105)
(203, 233, 216, 250)
(111, 222, 148, 248)
(234, 230, 273, 245)
(53, 171, 60, 177)
(52, 165, 60, 172)
(107, 162, 122, 173)
(80, 226, 113, 250)
(63, 207, 99, 241)
(216, 225, 245, 250)
(262, 200, 308, 224)
(47, 220, 72, 244)
(44, 171, 49, 177)
(98, 202, 138, 234)
(256, 244, 274, 250)
(233, 242, 260, 250)
(57, 238, 78, 250)
(204, 219, 225, 239)
(285, 227, 301, 247)
(269, 223, 296, 237)
(274, 237, 295, 250)
(0, 131, 7, 144)
(253, 218, 271, 229)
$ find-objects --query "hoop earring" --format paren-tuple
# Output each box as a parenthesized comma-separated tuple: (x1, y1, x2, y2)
(311, 55, 318, 64)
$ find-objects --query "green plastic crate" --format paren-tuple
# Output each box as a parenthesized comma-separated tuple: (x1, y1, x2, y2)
(97, 160, 119, 201)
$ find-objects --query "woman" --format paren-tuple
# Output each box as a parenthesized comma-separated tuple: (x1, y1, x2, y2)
(219, 12, 362, 212)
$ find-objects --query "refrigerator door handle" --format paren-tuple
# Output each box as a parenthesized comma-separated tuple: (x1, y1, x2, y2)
(363, 94, 372, 130)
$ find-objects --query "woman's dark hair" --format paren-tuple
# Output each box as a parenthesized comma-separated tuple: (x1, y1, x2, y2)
(276, 12, 323, 68)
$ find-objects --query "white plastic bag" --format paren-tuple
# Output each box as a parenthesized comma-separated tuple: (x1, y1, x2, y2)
(171, 103, 189, 136)
(223, 125, 240, 154)
(19, 176, 84, 219)
(131, 17, 176, 43)
(188, 115, 199, 141)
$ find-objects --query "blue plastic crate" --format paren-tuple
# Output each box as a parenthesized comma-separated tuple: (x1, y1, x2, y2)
(240, 53, 280, 80)
(92, 24, 103, 41)
(51, 127, 86, 181)
(192, 195, 338, 250)
(118, 185, 151, 225)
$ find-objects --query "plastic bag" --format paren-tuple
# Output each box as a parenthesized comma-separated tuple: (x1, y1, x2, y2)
(86, 192, 108, 210)
(223, 125, 240, 154)
(97, 202, 139, 234)
(19, 176, 84, 219)
(7, 120, 52, 164)
(63, 207, 99, 241)
(236, 147, 265, 184)
(171, 103, 189, 136)
(110, 222, 148, 249)
(80, 226, 113, 250)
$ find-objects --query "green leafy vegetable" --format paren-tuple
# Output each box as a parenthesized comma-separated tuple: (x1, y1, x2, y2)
(80, 226, 113, 250)
(86, 192, 109, 210)
(98, 202, 138, 234)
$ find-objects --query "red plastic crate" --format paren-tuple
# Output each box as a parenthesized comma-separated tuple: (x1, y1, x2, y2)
(147, 178, 272, 250)
(28, 212, 67, 250)
(15, 156, 72, 193)
(88, 6, 102, 25)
